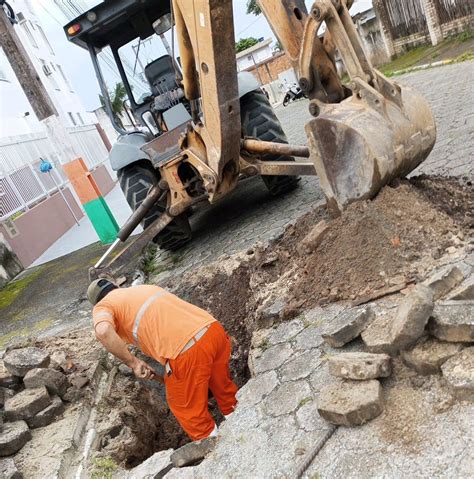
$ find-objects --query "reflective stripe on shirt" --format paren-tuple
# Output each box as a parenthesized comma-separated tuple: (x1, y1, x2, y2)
(132, 290, 166, 345)
(95, 311, 114, 321)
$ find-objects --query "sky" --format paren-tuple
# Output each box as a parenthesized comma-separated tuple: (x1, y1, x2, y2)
(35, 0, 373, 111)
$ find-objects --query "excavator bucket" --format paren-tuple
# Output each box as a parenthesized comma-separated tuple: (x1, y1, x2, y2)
(302, 0, 436, 214)
(306, 83, 436, 214)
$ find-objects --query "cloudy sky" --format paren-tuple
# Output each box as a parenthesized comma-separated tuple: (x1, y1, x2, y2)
(35, 0, 373, 111)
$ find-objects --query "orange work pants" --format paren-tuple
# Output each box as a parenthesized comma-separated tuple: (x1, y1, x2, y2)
(164, 321, 238, 440)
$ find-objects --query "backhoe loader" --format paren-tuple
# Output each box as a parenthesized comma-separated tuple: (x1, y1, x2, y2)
(64, 0, 436, 281)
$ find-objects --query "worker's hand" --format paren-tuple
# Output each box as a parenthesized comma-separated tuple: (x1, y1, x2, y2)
(130, 357, 156, 380)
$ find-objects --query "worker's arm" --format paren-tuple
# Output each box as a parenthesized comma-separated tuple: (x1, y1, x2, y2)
(95, 322, 158, 380)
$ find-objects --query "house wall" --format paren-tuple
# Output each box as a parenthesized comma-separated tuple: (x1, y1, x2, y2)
(244, 52, 294, 86)
(237, 43, 273, 71)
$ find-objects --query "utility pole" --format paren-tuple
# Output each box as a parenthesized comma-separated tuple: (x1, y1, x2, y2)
(0, 4, 78, 162)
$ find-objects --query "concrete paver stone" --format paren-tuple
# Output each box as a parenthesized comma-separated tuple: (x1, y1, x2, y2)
(322, 306, 375, 348)
(447, 276, 474, 301)
(0, 363, 21, 390)
(27, 395, 64, 429)
(0, 457, 22, 478)
(428, 300, 474, 342)
(236, 370, 279, 406)
(423, 265, 465, 300)
(127, 448, 173, 479)
(4, 387, 51, 421)
(279, 350, 321, 382)
(317, 379, 383, 426)
(248, 342, 294, 376)
(264, 380, 312, 417)
(401, 337, 465, 375)
(3, 348, 50, 377)
(0, 387, 15, 409)
(328, 352, 392, 380)
(441, 347, 474, 401)
(171, 437, 216, 467)
(23, 368, 68, 398)
(0, 421, 31, 456)
(390, 285, 434, 350)
(361, 313, 396, 354)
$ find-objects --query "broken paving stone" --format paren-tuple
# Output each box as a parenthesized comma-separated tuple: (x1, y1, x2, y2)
(448, 276, 474, 301)
(361, 314, 396, 354)
(390, 285, 434, 351)
(428, 300, 474, 342)
(328, 352, 391, 380)
(3, 348, 50, 377)
(423, 265, 464, 300)
(236, 370, 279, 406)
(248, 342, 293, 376)
(127, 448, 173, 479)
(23, 368, 68, 397)
(279, 350, 321, 382)
(4, 387, 51, 421)
(0, 457, 22, 478)
(298, 220, 329, 254)
(441, 347, 474, 401)
(69, 374, 89, 389)
(0, 421, 31, 456)
(0, 363, 21, 390)
(317, 379, 383, 426)
(0, 387, 15, 408)
(49, 351, 69, 372)
(401, 337, 465, 375)
(26, 395, 64, 429)
(62, 386, 84, 403)
(322, 306, 375, 348)
(171, 437, 216, 467)
(257, 299, 285, 328)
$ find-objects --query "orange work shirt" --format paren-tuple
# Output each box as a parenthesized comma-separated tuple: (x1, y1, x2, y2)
(93, 285, 216, 364)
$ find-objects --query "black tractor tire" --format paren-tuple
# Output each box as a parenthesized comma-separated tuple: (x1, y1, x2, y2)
(240, 91, 299, 196)
(117, 161, 191, 251)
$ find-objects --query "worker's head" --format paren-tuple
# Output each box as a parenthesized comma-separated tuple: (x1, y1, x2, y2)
(87, 278, 117, 305)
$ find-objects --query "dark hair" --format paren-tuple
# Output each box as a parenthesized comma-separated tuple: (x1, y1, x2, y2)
(96, 283, 118, 303)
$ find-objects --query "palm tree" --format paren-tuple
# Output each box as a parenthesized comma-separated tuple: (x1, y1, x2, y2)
(99, 82, 127, 129)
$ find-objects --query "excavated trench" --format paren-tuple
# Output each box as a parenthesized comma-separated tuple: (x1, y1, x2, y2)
(93, 175, 472, 468)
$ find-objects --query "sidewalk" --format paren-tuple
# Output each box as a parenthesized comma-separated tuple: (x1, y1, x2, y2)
(30, 184, 141, 267)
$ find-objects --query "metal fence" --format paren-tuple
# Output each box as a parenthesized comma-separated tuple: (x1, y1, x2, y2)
(433, 0, 473, 24)
(383, 0, 428, 39)
(0, 124, 109, 221)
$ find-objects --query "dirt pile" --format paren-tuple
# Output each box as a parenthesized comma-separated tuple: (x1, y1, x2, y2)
(165, 177, 472, 386)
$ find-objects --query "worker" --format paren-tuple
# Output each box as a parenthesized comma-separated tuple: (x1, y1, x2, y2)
(87, 279, 238, 441)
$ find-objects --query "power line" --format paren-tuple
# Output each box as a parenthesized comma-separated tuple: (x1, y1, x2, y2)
(235, 14, 264, 37)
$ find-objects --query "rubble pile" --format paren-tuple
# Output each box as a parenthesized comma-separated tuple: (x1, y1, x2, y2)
(316, 265, 473, 427)
(0, 345, 93, 473)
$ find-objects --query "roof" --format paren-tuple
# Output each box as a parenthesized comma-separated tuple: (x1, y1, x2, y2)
(64, 0, 170, 51)
(236, 38, 273, 59)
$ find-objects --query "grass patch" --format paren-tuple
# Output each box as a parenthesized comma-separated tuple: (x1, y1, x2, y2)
(91, 457, 117, 479)
(0, 317, 53, 350)
(298, 397, 313, 408)
(0, 268, 43, 310)
(258, 337, 270, 351)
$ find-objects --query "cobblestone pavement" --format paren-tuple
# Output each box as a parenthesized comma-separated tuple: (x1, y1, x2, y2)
(155, 61, 474, 274)
(166, 251, 473, 479)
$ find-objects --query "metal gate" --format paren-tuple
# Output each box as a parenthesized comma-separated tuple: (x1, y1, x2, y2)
(433, 0, 473, 24)
(383, 0, 428, 39)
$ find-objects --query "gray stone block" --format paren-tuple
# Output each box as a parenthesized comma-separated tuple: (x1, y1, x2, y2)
(441, 347, 474, 401)
(0, 387, 15, 409)
(423, 265, 465, 300)
(317, 380, 383, 426)
(401, 337, 465, 375)
(361, 314, 396, 354)
(428, 300, 474, 342)
(127, 449, 173, 479)
(23, 368, 68, 397)
(248, 342, 293, 376)
(0, 457, 23, 478)
(171, 437, 216, 467)
(390, 285, 434, 351)
(264, 380, 312, 417)
(0, 421, 31, 456)
(27, 395, 64, 429)
(4, 387, 51, 421)
(448, 276, 474, 301)
(3, 348, 50, 377)
(322, 306, 375, 348)
(328, 352, 392, 380)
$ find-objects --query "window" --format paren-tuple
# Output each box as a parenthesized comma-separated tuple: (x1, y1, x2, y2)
(68, 112, 77, 126)
(56, 64, 73, 92)
(36, 24, 55, 55)
(21, 22, 38, 48)
(77, 112, 84, 125)
(39, 58, 60, 90)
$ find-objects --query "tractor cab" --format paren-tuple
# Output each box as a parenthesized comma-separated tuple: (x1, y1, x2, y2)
(64, 0, 190, 140)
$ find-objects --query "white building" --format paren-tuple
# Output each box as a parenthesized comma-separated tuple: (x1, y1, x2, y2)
(236, 38, 273, 71)
(0, 0, 96, 138)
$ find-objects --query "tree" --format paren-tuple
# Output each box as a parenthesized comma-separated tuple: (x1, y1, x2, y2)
(235, 37, 259, 53)
(246, 0, 261, 16)
(99, 82, 127, 129)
